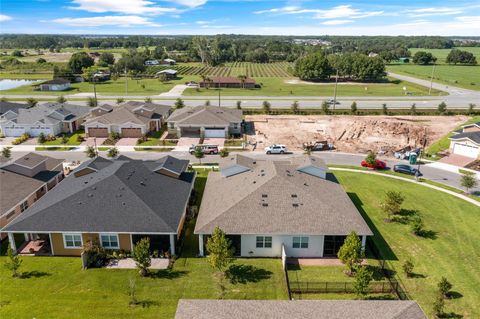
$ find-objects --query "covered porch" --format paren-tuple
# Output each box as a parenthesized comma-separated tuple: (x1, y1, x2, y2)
(7, 232, 53, 256)
(131, 233, 177, 256)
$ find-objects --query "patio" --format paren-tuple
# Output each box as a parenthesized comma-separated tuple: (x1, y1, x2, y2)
(105, 258, 169, 270)
(17, 239, 52, 256)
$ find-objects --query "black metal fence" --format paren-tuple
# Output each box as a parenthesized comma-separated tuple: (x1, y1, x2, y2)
(290, 280, 395, 294)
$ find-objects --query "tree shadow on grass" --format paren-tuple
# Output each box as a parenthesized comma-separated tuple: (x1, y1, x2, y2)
(148, 269, 188, 280)
(364, 294, 397, 300)
(448, 291, 463, 300)
(20, 271, 51, 279)
(367, 265, 395, 280)
(225, 264, 272, 284)
(347, 192, 397, 261)
(416, 229, 438, 240)
(408, 272, 427, 279)
(439, 312, 463, 319)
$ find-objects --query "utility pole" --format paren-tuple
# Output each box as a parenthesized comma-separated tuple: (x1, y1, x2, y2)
(93, 137, 98, 157)
(333, 68, 339, 111)
(218, 89, 221, 108)
(428, 64, 436, 95)
(92, 76, 97, 106)
(124, 66, 128, 97)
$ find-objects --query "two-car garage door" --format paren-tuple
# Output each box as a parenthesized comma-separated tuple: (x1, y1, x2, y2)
(453, 143, 479, 158)
(121, 128, 142, 138)
(204, 128, 226, 138)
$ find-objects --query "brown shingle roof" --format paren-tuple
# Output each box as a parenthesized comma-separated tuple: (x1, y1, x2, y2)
(168, 105, 242, 126)
(195, 155, 372, 236)
(175, 300, 427, 319)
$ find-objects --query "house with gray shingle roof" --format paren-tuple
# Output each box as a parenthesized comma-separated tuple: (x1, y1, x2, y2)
(195, 155, 372, 258)
(84, 101, 172, 138)
(449, 121, 480, 159)
(175, 300, 427, 319)
(167, 105, 242, 138)
(2, 156, 194, 257)
(0, 102, 89, 137)
(0, 153, 64, 240)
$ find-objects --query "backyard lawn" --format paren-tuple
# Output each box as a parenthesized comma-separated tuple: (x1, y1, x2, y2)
(334, 171, 480, 319)
(183, 77, 443, 97)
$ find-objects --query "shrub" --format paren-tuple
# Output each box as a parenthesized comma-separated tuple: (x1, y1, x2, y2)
(26, 97, 38, 108)
(365, 151, 376, 166)
(206, 226, 234, 273)
(132, 237, 151, 277)
(381, 190, 405, 220)
(85, 146, 97, 158)
(87, 97, 97, 107)
(353, 266, 373, 298)
(236, 101, 242, 109)
(219, 148, 229, 157)
(1, 146, 12, 159)
(36, 58, 47, 64)
(337, 231, 363, 276)
(433, 293, 445, 318)
(107, 147, 119, 158)
(262, 101, 271, 114)
(37, 132, 46, 144)
(321, 101, 329, 114)
(460, 171, 478, 193)
(145, 97, 152, 103)
(291, 101, 300, 114)
(11, 133, 30, 145)
(382, 103, 388, 115)
(109, 132, 121, 140)
(350, 101, 357, 114)
(56, 95, 67, 103)
(411, 215, 424, 236)
(438, 277, 453, 298)
(82, 240, 107, 268)
(402, 259, 414, 277)
(116, 98, 125, 105)
(174, 98, 185, 109)
(4, 245, 22, 277)
(437, 101, 447, 113)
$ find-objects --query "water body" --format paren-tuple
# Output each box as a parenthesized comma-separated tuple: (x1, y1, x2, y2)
(0, 79, 43, 90)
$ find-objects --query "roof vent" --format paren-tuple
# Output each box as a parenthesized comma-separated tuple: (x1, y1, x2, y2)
(291, 194, 297, 198)
(292, 203, 299, 208)
(252, 161, 256, 165)
(122, 202, 126, 206)
(84, 181, 88, 184)
(262, 203, 268, 207)
(262, 194, 268, 198)
(253, 181, 256, 184)
(91, 186, 96, 190)
(140, 181, 146, 186)
(88, 193, 94, 197)
(304, 183, 308, 186)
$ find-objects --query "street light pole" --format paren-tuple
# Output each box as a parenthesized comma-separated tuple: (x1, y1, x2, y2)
(333, 69, 339, 111)
(218, 89, 221, 107)
(92, 76, 97, 106)
(428, 64, 436, 96)
(124, 66, 128, 97)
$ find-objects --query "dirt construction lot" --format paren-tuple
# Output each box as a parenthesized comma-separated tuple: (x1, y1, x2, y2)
(246, 115, 468, 154)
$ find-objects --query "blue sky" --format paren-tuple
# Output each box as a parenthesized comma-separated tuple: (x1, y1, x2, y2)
(1, 0, 479, 35)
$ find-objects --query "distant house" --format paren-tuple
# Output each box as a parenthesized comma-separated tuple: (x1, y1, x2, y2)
(0, 153, 64, 240)
(0, 102, 90, 137)
(38, 78, 71, 91)
(175, 300, 427, 319)
(167, 105, 243, 138)
(84, 101, 172, 138)
(156, 69, 178, 80)
(449, 121, 480, 159)
(194, 155, 373, 258)
(162, 58, 176, 65)
(145, 60, 160, 66)
(92, 70, 111, 82)
(2, 156, 195, 256)
(200, 76, 256, 89)
(0, 101, 28, 116)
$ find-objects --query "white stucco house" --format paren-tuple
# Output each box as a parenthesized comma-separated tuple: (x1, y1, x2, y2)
(0, 103, 90, 137)
(449, 122, 480, 159)
(194, 155, 373, 258)
(38, 79, 71, 91)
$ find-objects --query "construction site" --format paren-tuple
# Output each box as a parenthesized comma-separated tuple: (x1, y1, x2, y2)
(246, 115, 469, 154)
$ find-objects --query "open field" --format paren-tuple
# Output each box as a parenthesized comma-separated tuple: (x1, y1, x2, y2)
(387, 64, 480, 91)
(335, 171, 480, 318)
(183, 77, 443, 97)
(246, 115, 468, 153)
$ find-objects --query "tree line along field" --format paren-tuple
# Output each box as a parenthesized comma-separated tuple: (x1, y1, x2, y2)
(387, 47, 480, 90)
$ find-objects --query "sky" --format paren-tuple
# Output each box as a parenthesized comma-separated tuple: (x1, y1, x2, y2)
(0, 0, 479, 36)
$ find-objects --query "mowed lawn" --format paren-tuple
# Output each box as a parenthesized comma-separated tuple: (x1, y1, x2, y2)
(334, 171, 480, 318)
(183, 77, 442, 97)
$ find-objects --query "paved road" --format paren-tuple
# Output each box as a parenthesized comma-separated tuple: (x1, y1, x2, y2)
(2, 73, 479, 109)
(8, 149, 479, 195)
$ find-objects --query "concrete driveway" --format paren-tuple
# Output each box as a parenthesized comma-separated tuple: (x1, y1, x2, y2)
(115, 138, 138, 146)
(159, 84, 188, 97)
(175, 137, 199, 151)
(0, 137, 17, 145)
(81, 137, 107, 147)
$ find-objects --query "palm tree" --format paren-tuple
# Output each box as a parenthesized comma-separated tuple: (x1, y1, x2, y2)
(237, 75, 247, 89)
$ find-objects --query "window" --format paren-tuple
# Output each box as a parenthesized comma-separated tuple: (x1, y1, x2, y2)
(100, 234, 119, 249)
(63, 233, 82, 248)
(256, 236, 272, 248)
(292, 237, 309, 249)
(20, 201, 29, 212)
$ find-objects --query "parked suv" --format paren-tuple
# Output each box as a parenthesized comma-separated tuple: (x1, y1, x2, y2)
(265, 144, 287, 154)
(393, 164, 422, 176)
(189, 144, 219, 155)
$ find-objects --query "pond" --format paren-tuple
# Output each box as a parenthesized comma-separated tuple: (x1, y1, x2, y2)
(0, 79, 43, 90)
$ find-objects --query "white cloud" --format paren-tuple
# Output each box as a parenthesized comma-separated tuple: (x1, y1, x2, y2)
(0, 14, 13, 22)
(254, 5, 383, 20)
(254, 6, 301, 15)
(68, 0, 178, 15)
(52, 15, 160, 27)
(406, 7, 463, 17)
(322, 19, 353, 25)
(169, 0, 207, 7)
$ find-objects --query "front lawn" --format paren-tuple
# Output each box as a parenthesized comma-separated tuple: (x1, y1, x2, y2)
(334, 171, 480, 318)
(42, 129, 85, 146)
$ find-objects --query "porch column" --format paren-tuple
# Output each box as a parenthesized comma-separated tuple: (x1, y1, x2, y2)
(169, 234, 176, 256)
(24, 233, 29, 242)
(69, 122, 73, 133)
(8, 233, 16, 252)
(199, 234, 204, 257)
(361, 235, 367, 249)
(49, 233, 55, 256)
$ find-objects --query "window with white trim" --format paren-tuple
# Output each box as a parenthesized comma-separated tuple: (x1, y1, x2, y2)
(292, 236, 309, 249)
(256, 236, 272, 248)
(20, 201, 29, 212)
(63, 233, 82, 248)
(100, 234, 120, 249)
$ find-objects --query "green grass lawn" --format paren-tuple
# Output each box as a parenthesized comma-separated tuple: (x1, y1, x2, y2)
(387, 64, 480, 91)
(426, 116, 480, 156)
(1, 76, 199, 95)
(334, 171, 480, 318)
(183, 77, 443, 97)
(42, 129, 85, 146)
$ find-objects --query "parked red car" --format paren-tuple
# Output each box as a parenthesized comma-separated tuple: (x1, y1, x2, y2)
(361, 159, 386, 169)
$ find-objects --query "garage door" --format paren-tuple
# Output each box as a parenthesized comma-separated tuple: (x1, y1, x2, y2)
(204, 128, 225, 138)
(3, 127, 25, 137)
(87, 127, 109, 137)
(453, 143, 478, 158)
(30, 128, 52, 137)
(121, 128, 142, 138)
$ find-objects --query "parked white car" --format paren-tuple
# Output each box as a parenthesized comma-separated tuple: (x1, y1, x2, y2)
(265, 144, 287, 154)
